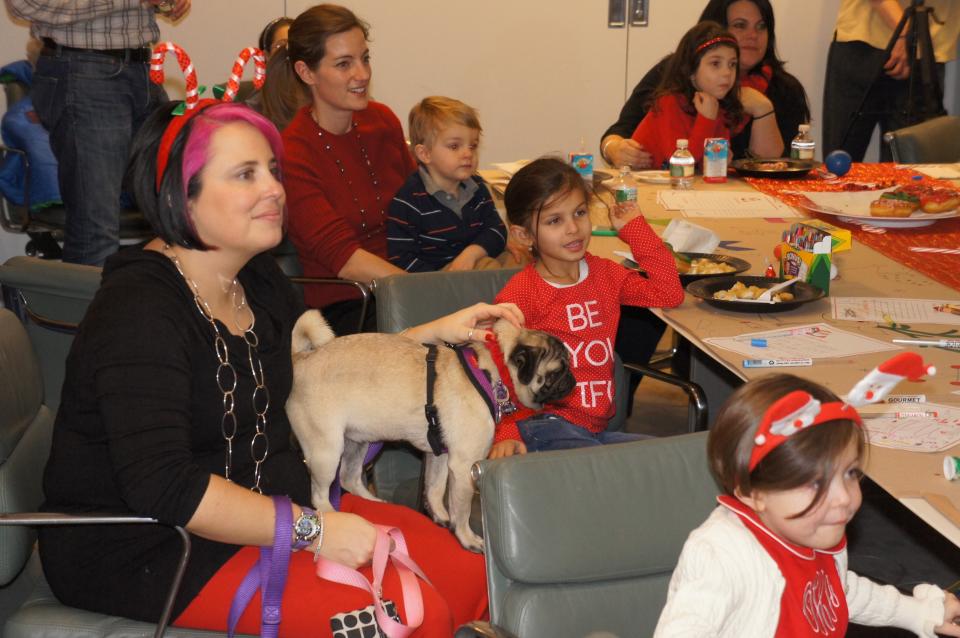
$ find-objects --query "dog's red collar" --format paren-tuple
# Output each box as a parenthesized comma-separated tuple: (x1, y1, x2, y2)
(483, 334, 535, 423)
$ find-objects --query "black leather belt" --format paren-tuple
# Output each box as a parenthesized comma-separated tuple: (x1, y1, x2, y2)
(41, 37, 152, 63)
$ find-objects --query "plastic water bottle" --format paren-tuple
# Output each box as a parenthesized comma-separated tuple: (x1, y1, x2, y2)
(790, 124, 815, 160)
(612, 166, 639, 216)
(669, 139, 695, 190)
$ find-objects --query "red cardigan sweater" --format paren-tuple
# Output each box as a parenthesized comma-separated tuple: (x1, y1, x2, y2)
(493, 217, 683, 441)
(282, 102, 416, 308)
(631, 93, 742, 170)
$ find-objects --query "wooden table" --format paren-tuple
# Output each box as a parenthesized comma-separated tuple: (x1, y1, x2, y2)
(484, 168, 960, 546)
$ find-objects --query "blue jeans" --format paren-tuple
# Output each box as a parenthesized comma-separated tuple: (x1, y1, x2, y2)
(32, 48, 166, 265)
(517, 414, 648, 452)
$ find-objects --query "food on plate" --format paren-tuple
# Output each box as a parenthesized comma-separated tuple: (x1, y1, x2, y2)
(752, 160, 789, 171)
(869, 197, 916, 217)
(712, 281, 794, 303)
(867, 191, 919, 217)
(897, 183, 960, 213)
(841, 180, 896, 191)
(678, 257, 737, 275)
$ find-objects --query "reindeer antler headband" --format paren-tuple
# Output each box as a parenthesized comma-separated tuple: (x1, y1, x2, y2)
(150, 42, 267, 190)
(749, 352, 936, 471)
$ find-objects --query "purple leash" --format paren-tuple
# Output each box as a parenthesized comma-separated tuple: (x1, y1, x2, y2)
(328, 442, 383, 510)
(227, 495, 292, 638)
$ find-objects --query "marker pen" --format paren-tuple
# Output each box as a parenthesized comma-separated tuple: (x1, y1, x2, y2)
(742, 358, 813, 368)
(861, 411, 938, 419)
(892, 339, 960, 349)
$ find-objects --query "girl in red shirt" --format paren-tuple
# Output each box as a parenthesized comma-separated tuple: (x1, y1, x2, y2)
(489, 157, 683, 458)
(631, 21, 783, 170)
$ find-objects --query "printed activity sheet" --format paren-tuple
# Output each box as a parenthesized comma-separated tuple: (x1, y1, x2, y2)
(860, 403, 960, 452)
(656, 190, 799, 218)
(831, 297, 960, 326)
(897, 164, 960, 180)
(704, 323, 901, 359)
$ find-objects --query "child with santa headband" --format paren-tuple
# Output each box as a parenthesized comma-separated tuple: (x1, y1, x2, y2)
(654, 353, 960, 637)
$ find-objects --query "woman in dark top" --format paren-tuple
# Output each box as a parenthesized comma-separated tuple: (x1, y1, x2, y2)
(600, 0, 811, 168)
(38, 100, 517, 635)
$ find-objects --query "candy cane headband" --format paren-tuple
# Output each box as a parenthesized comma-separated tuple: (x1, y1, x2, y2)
(695, 36, 738, 54)
(150, 42, 267, 191)
(748, 352, 935, 471)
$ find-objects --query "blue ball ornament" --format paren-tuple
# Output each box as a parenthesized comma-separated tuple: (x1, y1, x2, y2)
(825, 150, 852, 177)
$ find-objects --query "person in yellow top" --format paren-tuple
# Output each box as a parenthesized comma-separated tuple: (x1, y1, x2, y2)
(822, 0, 960, 162)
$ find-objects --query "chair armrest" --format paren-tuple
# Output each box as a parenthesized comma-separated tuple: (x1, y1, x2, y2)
(8, 289, 80, 334)
(622, 362, 708, 432)
(454, 621, 520, 638)
(0, 512, 191, 638)
(286, 276, 372, 334)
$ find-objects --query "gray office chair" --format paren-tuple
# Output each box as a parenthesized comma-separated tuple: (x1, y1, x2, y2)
(883, 115, 960, 163)
(372, 269, 707, 505)
(459, 432, 719, 638)
(0, 256, 100, 406)
(0, 308, 253, 638)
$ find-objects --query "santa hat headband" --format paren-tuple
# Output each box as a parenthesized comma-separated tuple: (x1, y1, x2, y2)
(150, 42, 266, 191)
(748, 352, 935, 471)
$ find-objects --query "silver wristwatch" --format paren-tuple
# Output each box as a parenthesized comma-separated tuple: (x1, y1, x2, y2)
(292, 507, 321, 550)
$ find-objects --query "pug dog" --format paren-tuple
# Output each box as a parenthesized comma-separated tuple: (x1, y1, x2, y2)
(286, 309, 575, 552)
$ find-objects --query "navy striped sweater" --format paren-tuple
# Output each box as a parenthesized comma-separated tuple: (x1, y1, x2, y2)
(387, 172, 507, 272)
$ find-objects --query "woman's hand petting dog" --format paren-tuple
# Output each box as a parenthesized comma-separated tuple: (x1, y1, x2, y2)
(313, 511, 378, 568)
(488, 439, 527, 459)
(403, 302, 524, 345)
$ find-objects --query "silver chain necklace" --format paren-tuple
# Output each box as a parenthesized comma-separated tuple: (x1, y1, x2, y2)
(163, 245, 271, 493)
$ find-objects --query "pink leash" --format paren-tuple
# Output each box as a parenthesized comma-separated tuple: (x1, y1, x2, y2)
(315, 525, 431, 637)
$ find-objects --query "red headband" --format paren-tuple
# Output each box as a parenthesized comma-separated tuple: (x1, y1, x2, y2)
(149, 42, 266, 191)
(696, 36, 738, 54)
(155, 98, 218, 191)
(749, 352, 935, 471)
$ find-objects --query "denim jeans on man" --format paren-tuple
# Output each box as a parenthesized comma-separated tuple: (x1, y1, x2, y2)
(517, 414, 647, 452)
(32, 48, 166, 265)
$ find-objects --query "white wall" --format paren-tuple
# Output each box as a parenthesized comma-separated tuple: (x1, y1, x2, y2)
(0, 0, 957, 263)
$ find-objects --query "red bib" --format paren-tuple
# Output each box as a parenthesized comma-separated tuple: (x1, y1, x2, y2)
(719, 496, 848, 637)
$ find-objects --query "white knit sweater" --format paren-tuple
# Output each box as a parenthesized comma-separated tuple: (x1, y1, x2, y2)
(654, 507, 947, 637)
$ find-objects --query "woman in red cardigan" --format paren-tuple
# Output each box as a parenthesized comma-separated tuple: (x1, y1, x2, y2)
(268, 4, 414, 335)
(631, 21, 784, 170)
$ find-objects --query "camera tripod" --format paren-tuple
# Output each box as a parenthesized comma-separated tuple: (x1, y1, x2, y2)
(838, 0, 946, 152)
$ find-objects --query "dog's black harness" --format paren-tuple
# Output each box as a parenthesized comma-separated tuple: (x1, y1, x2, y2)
(423, 343, 519, 457)
(424, 344, 445, 456)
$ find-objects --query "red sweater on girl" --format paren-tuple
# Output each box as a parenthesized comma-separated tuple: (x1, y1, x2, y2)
(631, 93, 744, 170)
(493, 216, 683, 442)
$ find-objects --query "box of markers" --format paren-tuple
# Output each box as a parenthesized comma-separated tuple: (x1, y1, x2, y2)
(790, 220, 852, 253)
(777, 220, 845, 295)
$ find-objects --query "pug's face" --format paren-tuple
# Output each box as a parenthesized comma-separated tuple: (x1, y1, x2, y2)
(506, 329, 576, 409)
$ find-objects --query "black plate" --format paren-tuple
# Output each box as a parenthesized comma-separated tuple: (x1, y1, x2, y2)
(685, 275, 825, 312)
(731, 158, 820, 179)
(676, 253, 751, 284)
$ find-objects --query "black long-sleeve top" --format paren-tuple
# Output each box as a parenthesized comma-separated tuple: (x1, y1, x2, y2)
(601, 55, 811, 160)
(39, 247, 311, 622)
